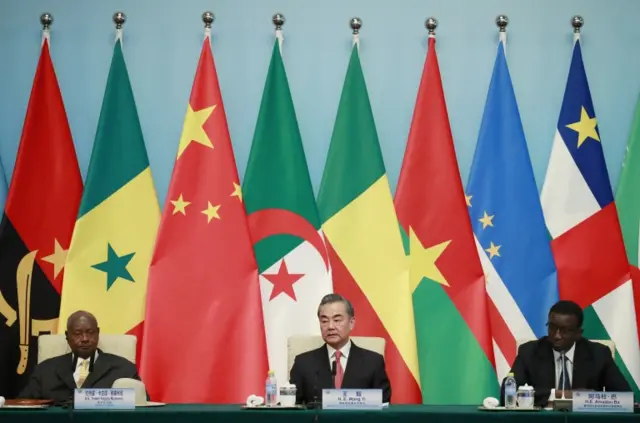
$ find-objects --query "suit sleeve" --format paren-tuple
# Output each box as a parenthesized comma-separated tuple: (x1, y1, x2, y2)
(289, 357, 306, 404)
(373, 355, 391, 403)
(18, 365, 43, 399)
(500, 345, 550, 407)
(601, 349, 632, 392)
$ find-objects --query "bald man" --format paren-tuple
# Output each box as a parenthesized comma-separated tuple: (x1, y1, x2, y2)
(19, 311, 143, 403)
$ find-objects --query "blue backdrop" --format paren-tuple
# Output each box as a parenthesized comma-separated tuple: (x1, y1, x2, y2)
(1, 0, 639, 205)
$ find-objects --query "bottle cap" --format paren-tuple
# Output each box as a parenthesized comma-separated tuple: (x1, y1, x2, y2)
(508, 372, 514, 377)
(268, 370, 275, 375)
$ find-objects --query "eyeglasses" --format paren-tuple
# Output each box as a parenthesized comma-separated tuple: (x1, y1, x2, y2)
(546, 322, 578, 336)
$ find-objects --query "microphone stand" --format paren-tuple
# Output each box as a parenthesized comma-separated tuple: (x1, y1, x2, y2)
(553, 351, 571, 411)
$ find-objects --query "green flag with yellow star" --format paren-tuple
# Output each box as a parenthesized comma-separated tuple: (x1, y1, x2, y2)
(58, 35, 160, 347)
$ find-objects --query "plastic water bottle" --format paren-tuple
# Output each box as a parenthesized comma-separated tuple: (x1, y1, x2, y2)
(504, 372, 517, 409)
(265, 370, 278, 406)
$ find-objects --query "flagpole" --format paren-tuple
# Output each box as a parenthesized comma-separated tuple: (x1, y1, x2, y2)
(40, 13, 52, 46)
(113, 11, 125, 45)
(273, 13, 284, 54)
(572, 15, 583, 43)
(426, 17, 437, 39)
(350, 17, 361, 49)
(496, 15, 508, 47)
(202, 11, 214, 43)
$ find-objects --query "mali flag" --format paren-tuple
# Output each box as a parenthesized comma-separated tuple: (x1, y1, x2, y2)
(0, 37, 82, 397)
(141, 33, 268, 403)
(317, 43, 421, 403)
(394, 35, 498, 404)
(58, 35, 160, 350)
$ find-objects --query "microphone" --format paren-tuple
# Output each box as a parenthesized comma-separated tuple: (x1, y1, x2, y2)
(331, 361, 337, 388)
(306, 371, 321, 410)
(560, 351, 566, 400)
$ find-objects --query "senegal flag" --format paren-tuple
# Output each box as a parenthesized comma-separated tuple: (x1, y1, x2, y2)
(58, 34, 160, 346)
(318, 43, 420, 403)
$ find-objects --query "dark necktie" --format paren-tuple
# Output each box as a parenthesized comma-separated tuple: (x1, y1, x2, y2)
(558, 356, 571, 390)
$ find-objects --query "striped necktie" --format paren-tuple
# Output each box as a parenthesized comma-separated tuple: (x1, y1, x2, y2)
(77, 359, 90, 387)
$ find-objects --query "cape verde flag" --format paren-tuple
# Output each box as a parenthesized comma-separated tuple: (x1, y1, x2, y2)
(467, 38, 559, 381)
(541, 38, 640, 393)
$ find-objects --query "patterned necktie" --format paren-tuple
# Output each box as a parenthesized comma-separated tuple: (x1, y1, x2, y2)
(334, 350, 344, 389)
(558, 356, 571, 390)
(77, 359, 89, 387)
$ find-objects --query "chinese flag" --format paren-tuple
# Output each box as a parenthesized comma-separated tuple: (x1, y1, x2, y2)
(140, 35, 268, 403)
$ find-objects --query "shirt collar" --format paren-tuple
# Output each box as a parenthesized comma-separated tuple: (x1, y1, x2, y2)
(72, 350, 99, 364)
(553, 342, 575, 363)
(327, 339, 352, 359)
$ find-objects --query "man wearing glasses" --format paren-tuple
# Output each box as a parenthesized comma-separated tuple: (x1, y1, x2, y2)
(501, 300, 631, 407)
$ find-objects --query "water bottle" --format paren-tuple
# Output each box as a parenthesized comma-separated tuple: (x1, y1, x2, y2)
(265, 370, 278, 406)
(504, 372, 517, 409)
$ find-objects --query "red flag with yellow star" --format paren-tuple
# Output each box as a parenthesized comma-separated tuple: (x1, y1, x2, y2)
(394, 36, 498, 403)
(140, 34, 268, 403)
(0, 37, 83, 397)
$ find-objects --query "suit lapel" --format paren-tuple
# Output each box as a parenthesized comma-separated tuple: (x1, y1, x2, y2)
(55, 354, 77, 390)
(316, 346, 333, 389)
(82, 351, 109, 388)
(571, 339, 591, 389)
(538, 339, 557, 390)
(342, 342, 359, 388)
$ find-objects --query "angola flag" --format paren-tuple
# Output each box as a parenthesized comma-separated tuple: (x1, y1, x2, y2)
(0, 37, 82, 397)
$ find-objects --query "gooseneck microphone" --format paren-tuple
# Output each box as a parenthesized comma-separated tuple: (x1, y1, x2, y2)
(331, 360, 337, 388)
(560, 351, 566, 399)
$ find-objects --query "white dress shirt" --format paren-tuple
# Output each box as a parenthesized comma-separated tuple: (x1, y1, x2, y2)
(327, 339, 351, 372)
(553, 343, 575, 389)
(72, 351, 99, 386)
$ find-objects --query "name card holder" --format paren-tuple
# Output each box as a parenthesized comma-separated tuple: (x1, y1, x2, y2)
(572, 391, 634, 413)
(322, 389, 383, 410)
(74, 388, 136, 410)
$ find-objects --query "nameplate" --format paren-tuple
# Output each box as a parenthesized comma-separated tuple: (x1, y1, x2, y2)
(572, 391, 633, 413)
(322, 389, 383, 410)
(74, 388, 135, 410)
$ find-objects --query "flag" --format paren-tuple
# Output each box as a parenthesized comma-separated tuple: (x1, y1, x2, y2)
(141, 35, 268, 403)
(0, 159, 7, 214)
(616, 90, 640, 357)
(0, 38, 82, 397)
(243, 39, 332, 386)
(541, 39, 640, 393)
(394, 35, 497, 404)
(317, 44, 421, 403)
(467, 39, 559, 381)
(58, 35, 160, 357)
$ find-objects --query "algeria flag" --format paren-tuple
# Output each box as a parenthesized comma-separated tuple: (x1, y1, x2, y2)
(243, 37, 333, 386)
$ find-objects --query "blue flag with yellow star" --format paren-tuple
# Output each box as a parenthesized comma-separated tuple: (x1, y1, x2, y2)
(58, 35, 160, 339)
(466, 39, 559, 379)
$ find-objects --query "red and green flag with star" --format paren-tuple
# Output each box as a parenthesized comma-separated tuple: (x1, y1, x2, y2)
(0, 36, 82, 398)
(58, 35, 160, 358)
(141, 33, 268, 403)
(394, 35, 498, 404)
(243, 38, 333, 386)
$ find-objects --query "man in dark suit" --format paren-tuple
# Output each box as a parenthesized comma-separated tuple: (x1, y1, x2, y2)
(19, 310, 143, 404)
(289, 294, 391, 404)
(502, 300, 631, 407)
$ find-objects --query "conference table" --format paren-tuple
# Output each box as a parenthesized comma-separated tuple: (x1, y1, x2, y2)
(1, 404, 637, 423)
